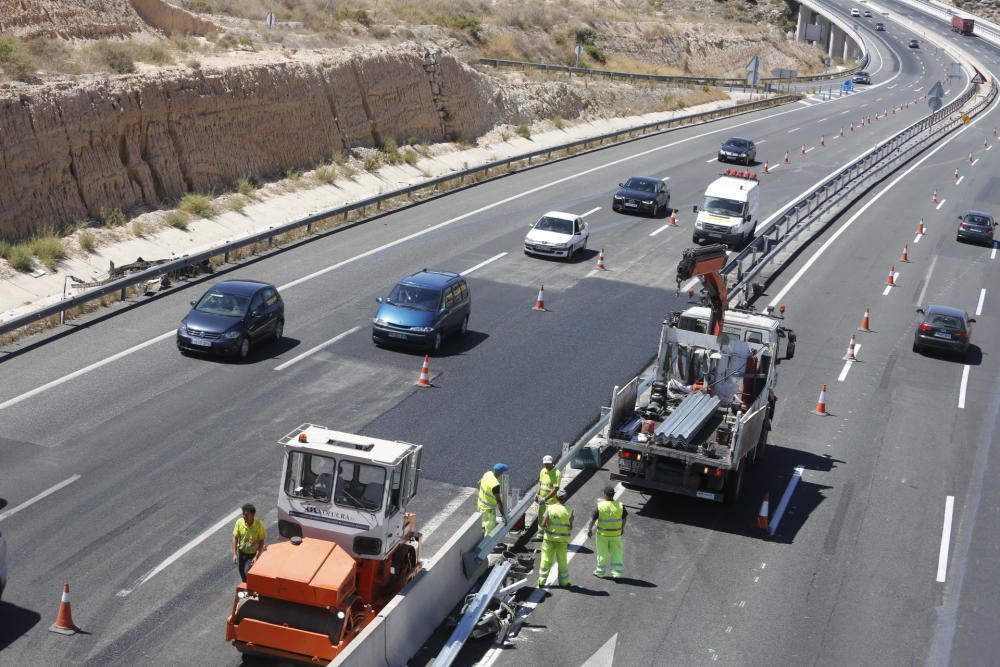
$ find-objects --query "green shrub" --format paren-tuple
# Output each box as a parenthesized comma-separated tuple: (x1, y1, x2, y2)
(403, 149, 419, 166)
(584, 44, 607, 65)
(6, 244, 34, 272)
(515, 124, 531, 139)
(99, 206, 127, 227)
(165, 211, 190, 230)
(31, 236, 66, 269)
(131, 219, 151, 237)
(446, 14, 481, 39)
(95, 41, 136, 74)
(341, 163, 357, 180)
(229, 195, 248, 213)
(0, 240, 10, 259)
(78, 229, 97, 252)
(236, 176, 257, 196)
(405, 136, 419, 146)
(363, 153, 382, 172)
(285, 168, 301, 181)
(178, 193, 215, 218)
(331, 150, 347, 166)
(380, 138, 402, 164)
(552, 115, 565, 130)
(315, 165, 338, 183)
(575, 26, 597, 45)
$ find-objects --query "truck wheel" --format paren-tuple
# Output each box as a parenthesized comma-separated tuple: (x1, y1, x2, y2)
(723, 465, 744, 505)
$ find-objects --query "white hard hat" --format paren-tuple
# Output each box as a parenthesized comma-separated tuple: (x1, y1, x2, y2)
(542, 455, 554, 464)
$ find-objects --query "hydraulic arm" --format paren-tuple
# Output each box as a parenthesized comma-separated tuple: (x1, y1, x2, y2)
(676, 245, 729, 336)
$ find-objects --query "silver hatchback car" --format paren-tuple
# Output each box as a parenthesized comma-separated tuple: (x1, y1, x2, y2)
(956, 210, 996, 245)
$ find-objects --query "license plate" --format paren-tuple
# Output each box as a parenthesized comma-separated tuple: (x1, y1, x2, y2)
(625, 202, 638, 208)
(696, 491, 716, 500)
(190, 337, 212, 347)
(933, 332, 952, 339)
(387, 332, 408, 339)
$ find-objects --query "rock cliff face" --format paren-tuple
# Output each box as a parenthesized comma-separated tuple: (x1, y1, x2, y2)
(0, 0, 148, 39)
(0, 44, 554, 240)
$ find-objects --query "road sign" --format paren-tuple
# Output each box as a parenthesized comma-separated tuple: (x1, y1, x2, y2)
(841, 80, 854, 93)
(746, 56, 761, 86)
(971, 72, 986, 85)
(265, 11, 275, 28)
(928, 81, 945, 98)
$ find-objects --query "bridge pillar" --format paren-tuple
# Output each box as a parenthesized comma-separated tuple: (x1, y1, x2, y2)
(796, 4, 809, 42)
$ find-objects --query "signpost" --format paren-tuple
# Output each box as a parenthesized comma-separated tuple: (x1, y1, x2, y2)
(574, 44, 583, 68)
(265, 11, 275, 28)
(927, 80, 944, 111)
(746, 56, 761, 102)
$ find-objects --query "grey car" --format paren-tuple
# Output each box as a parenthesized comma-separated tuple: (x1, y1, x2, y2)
(913, 305, 974, 356)
(956, 210, 995, 245)
(853, 71, 871, 85)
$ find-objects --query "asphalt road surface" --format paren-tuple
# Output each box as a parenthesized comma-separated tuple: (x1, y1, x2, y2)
(0, 1, 993, 665)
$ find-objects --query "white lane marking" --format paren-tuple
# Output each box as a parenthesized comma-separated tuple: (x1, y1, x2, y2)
(580, 206, 602, 218)
(767, 163, 781, 172)
(971, 159, 979, 167)
(958, 366, 970, 409)
(420, 487, 476, 539)
(888, 84, 897, 89)
(936, 496, 955, 583)
(462, 252, 508, 276)
(0, 332, 173, 411)
(117, 508, 241, 597)
(788, 127, 801, 133)
(768, 466, 804, 537)
(859, 103, 869, 108)
(987, 144, 993, 152)
(805, 147, 816, 154)
(706, 157, 719, 163)
(955, 176, 964, 185)
(916, 255, 938, 307)
(0, 474, 82, 522)
(975, 288, 986, 316)
(837, 344, 862, 382)
(936, 198, 947, 210)
(0, 88, 908, 411)
(796, 100, 812, 107)
(273, 326, 360, 371)
(815, 119, 827, 123)
(649, 223, 673, 237)
(913, 232, 924, 244)
(992, 244, 997, 260)
(841, 109, 852, 115)
(756, 140, 767, 145)
(882, 272, 900, 296)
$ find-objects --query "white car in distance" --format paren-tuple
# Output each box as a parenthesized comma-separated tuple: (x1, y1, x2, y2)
(523, 211, 590, 259)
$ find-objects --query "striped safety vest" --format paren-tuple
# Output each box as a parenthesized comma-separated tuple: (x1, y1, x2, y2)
(595, 500, 624, 537)
(544, 503, 573, 543)
(537, 467, 561, 504)
(478, 471, 500, 512)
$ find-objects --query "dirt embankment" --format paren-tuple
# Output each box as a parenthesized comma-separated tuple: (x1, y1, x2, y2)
(0, 44, 591, 240)
(0, 0, 148, 39)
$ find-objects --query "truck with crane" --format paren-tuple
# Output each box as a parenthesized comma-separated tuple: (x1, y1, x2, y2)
(225, 425, 423, 664)
(606, 245, 795, 503)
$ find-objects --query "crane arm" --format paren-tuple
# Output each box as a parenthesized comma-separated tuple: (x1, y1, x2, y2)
(676, 245, 729, 336)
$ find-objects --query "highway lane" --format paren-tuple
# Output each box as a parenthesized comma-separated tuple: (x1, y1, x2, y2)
(0, 24, 939, 666)
(452, 7, 1000, 667)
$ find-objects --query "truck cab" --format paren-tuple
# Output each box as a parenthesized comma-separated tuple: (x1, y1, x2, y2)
(693, 169, 760, 249)
(277, 424, 422, 560)
(676, 305, 796, 360)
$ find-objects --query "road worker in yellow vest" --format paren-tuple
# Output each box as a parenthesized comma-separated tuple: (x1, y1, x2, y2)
(587, 485, 626, 579)
(536, 454, 561, 521)
(478, 463, 508, 536)
(538, 489, 573, 587)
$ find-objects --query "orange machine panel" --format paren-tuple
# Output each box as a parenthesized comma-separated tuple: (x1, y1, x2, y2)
(247, 538, 356, 608)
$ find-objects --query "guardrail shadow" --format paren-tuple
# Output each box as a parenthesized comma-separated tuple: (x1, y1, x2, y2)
(630, 444, 840, 544)
(0, 601, 41, 651)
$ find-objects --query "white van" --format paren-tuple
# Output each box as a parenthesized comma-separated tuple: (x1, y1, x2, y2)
(692, 169, 760, 249)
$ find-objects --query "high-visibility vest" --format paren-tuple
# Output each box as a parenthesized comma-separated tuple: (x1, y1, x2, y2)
(537, 467, 561, 504)
(596, 500, 624, 537)
(478, 471, 500, 512)
(544, 503, 573, 542)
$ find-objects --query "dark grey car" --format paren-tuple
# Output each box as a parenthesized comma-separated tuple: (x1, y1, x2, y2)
(177, 280, 285, 359)
(612, 177, 671, 216)
(913, 305, 974, 356)
(718, 137, 756, 165)
(956, 210, 995, 245)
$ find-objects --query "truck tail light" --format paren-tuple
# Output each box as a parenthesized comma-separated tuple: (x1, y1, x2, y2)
(620, 450, 641, 461)
(702, 467, 726, 477)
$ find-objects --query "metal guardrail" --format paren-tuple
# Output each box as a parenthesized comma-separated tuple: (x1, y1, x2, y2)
(913, 0, 1000, 44)
(479, 53, 871, 89)
(0, 94, 799, 339)
(720, 77, 998, 303)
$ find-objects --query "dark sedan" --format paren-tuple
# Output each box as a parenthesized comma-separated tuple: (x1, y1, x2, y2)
(177, 280, 284, 359)
(612, 176, 671, 217)
(913, 305, 974, 356)
(853, 71, 871, 85)
(718, 137, 756, 165)
(956, 210, 995, 245)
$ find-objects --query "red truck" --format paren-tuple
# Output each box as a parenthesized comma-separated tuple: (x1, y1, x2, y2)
(952, 15, 975, 36)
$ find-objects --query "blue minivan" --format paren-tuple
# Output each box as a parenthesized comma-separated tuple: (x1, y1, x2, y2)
(372, 270, 471, 353)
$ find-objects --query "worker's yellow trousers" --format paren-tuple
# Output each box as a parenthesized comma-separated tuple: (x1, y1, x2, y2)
(594, 535, 623, 578)
(538, 539, 569, 586)
(480, 508, 497, 536)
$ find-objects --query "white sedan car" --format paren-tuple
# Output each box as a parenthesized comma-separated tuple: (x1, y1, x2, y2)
(523, 211, 589, 259)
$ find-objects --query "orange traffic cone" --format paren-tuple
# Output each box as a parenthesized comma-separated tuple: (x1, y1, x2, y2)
(900, 243, 910, 263)
(849, 123, 854, 132)
(763, 160, 769, 174)
(812, 385, 829, 416)
(886, 264, 896, 286)
(668, 212, 679, 226)
(932, 190, 939, 204)
(820, 135, 825, 147)
(969, 152, 974, 163)
(49, 583, 79, 635)
(756, 492, 770, 530)
(917, 219, 925, 235)
(843, 335, 858, 361)
(783, 151, 790, 164)
(839, 127, 844, 137)
(596, 247, 607, 270)
(800, 144, 806, 156)
(533, 284, 546, 311)
(416, 355, 432, 387)
(858, 307, 871, 332)
(954, 168, 960, 182)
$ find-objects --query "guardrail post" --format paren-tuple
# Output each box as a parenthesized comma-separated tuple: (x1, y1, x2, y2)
(224, 250, 229, 263)
(120, 287, 127, 301)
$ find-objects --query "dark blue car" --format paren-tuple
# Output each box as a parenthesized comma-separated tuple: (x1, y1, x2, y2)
(612, 176, 671, 217)
(177, 280, 284, 359)
(372, 270, 471, 353)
